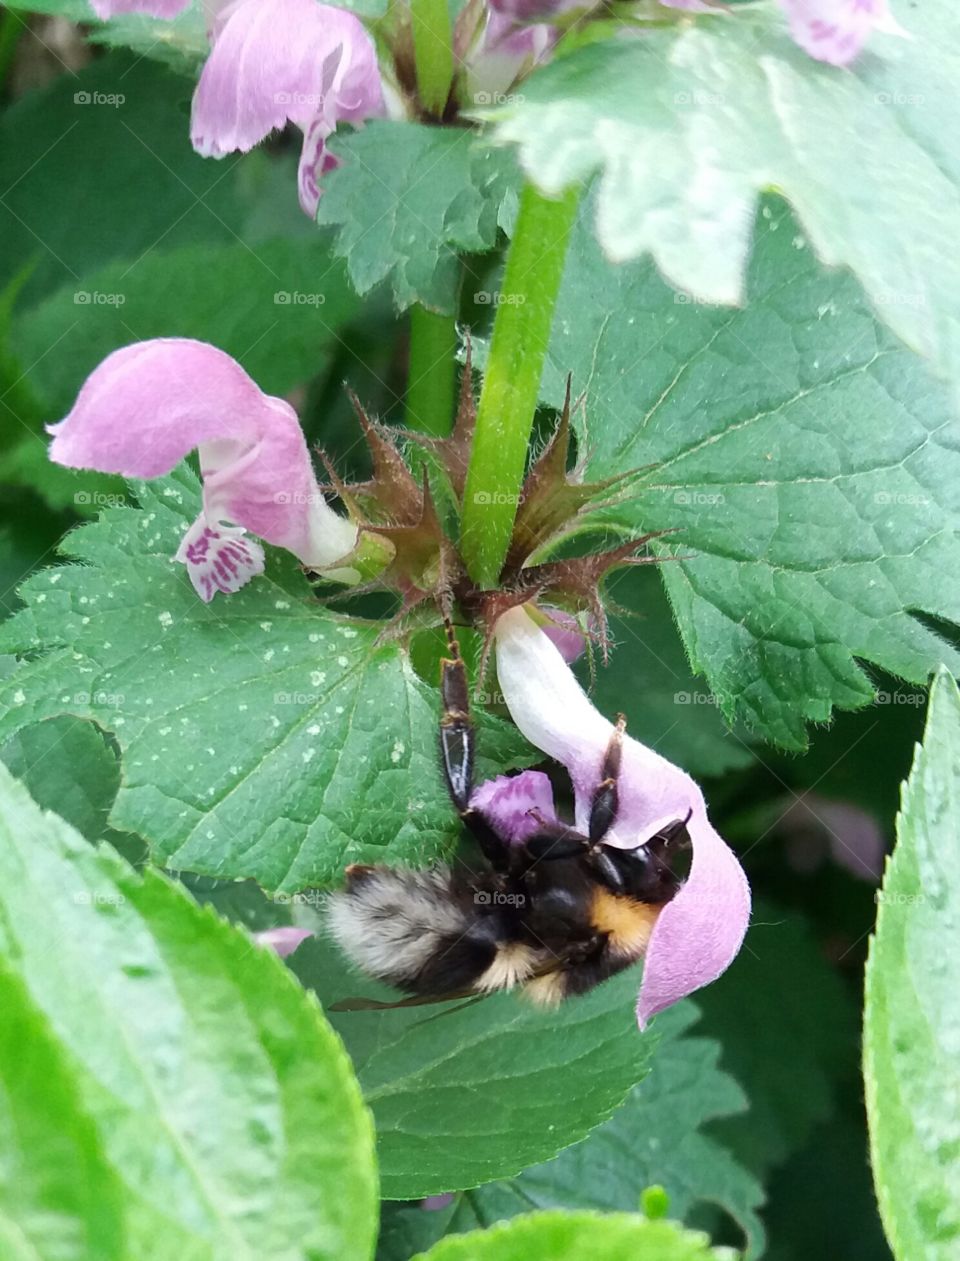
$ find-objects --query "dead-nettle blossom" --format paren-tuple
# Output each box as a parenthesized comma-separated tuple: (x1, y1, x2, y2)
(47, 338, 360, 602)
(479, 607, 750, 1026)
(779, 0, 904, 67)
(90, 0, 384, 216)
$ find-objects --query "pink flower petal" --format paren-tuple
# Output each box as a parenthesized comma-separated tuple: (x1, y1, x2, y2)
(190, 0, 383, 157)
(493, 606, 750, 1026)
(780, 0, 905, 67)
(539, 607, 590, 664)
(471, 770, 558, 844)
(89, 0, 192, 17)
(465, 10, 554, 104)
(254, 927, 313, 957)
(175, 517, 266, 601)
(48, 338, 358, 576)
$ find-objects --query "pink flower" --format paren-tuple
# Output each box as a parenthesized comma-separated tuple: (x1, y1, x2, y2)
(488, 606, 750, 1027)
(89, 0, 383, 215)
(779, 0, 904, 66)
(465, 9, 555, 105)
(47, 339, 359, 602)
(254, 927, 314, 957)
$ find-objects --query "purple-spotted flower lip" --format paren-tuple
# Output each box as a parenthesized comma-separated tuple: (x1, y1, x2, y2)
(47, 338, 360, 601)
(478, 606, 750, 1027)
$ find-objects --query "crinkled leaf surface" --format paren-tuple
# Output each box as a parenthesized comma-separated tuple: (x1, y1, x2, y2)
(316, 121, 519, 313)
(534, 202, 960, 747)
(0, 761, 378, 1261)
(410, 1211, 730, 1261)
(0, 468, 527, 890)
(482, 2, 960, 404)
(0, 961, 125, 1261)
(293, 942, 655, 1200)
(463, 1004, 763, 1255)
(380, 1002, 764, 1258)
(864, 668, 960, 1260)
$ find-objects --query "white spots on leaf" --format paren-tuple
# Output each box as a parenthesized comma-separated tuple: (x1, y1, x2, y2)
(260, 622, 273, 632)
(307, 724, 321, 735)
(263, 648, 275, 662)
(35, 593, 46, 603)
(275, 600, 291, 610)
(12, 690, 25, 705)
(311, 671, 326, 686)
(48, 573, 61, 585)
(302, 748, 316, 764)
(391, 740, 405, 764)
(337, 655, 348, 667)
(159, 727, 172, 736)
(158, 611, 174, 629)
(338, 626, 358, 639)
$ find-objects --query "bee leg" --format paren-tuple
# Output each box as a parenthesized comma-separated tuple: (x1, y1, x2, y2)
(439, 614, 513, 872)
(588, 713, 626, 842)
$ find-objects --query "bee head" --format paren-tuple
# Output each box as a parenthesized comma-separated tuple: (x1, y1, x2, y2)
(598, 813, 692, 904)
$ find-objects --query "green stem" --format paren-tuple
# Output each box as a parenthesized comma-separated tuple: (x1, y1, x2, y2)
(405, 304, 458, 436)
(410, 0, 454, 118)
(460, 182, 580, 588)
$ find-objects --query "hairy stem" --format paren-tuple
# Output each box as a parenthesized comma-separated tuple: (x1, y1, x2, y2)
(405, 304, 458, 436)
(460, 182, 581, 587)
(410, 0, 454, 118)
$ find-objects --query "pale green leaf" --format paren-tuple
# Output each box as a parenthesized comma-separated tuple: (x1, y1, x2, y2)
(482, 3, 960, 402)
(0, 961, 125, 1261)
(864, 668, 960, 1260)
(410, 1210, 732, 1261)
(0, 760, 378, 1261)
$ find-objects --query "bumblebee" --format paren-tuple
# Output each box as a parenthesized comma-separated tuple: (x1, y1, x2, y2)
(327, 620, 690, 1006)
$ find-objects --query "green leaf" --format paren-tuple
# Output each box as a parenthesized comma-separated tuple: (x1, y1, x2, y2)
(0, 468, 528, 890)
(410, 1210, 732, 1261)
(0, 960, 125, 1261)
(439, 1004, 764, 1257)
(695, 900, 857, 1175)
(316, 121, 519, 313)
(0, 759, 378, 1261)
(864, 668, 960, 1259)
(0, 716, 121, 845)
(534, 200, 960, 748)
(482, 4, 960, 404)
(11, 237, 362, 416)
(591, 568, 755, 778)
(293, 942, 657, 1199)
